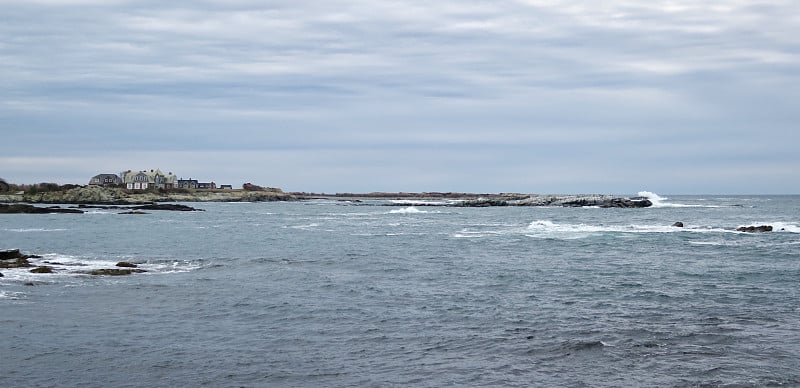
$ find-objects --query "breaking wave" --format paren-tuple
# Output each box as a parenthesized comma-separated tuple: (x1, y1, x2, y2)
(738, 222, 800, 234)
(4, 228, 69, 233)
(389, 207, 428, 214)
(637, 191, 724, 208)
(0, 253, 206, 284)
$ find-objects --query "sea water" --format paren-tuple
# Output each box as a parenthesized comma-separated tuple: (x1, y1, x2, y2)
(1, 194, 799, 387)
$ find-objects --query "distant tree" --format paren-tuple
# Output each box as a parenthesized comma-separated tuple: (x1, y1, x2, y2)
(243, 183, 264, 191)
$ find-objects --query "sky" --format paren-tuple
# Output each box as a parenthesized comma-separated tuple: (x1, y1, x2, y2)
(1, 0, 799, 194)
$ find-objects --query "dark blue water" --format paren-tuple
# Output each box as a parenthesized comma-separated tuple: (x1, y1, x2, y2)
(2, 195, 799, 387)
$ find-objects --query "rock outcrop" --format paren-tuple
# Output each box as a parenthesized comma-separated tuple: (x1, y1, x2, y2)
(0, 204, 84, 214)
(737, 225, 773, 233)
(672, 222, 684, 227)
(458, 199, 509, 207)
(0, 249, 39, 268)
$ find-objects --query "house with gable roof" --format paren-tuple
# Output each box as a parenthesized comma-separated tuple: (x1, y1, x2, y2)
(89, 173, 123, 186)
(121, 169, 177, 190)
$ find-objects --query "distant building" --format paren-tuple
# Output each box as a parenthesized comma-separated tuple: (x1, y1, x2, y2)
(196, 182, 216, 190)
(89, 173, 123, 186)
(219, 185, 233, 190)
(177, 179, 199, 189)
(121, 169, 177, 190)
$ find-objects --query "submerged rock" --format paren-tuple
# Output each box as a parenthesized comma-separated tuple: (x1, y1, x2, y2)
(30, 266, 54, 273)
(737, 225, 773, 233)
(115, 261, 138, 268)
(672, 222, 684, 227)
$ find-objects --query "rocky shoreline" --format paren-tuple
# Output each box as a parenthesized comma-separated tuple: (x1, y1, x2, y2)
(0, 186, 654, 208)
(0, 185, 295, 204)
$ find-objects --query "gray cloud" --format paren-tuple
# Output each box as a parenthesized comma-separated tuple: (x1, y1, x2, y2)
(1, 0, 798, 193)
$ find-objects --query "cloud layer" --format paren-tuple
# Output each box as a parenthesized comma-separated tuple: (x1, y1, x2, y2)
(2, 1, 799, 193)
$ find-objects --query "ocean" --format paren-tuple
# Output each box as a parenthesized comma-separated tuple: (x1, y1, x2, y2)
(2, 193, 799, 387)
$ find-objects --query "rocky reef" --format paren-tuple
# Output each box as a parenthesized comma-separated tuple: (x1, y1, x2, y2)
(0, 204, 84, 214)
(456, 194, 652, 208)
(303, 192, 654, 208)
(1, 249, 149, 277)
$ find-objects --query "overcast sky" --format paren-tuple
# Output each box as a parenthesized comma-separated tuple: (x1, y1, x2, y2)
(2, 0, 798, 194)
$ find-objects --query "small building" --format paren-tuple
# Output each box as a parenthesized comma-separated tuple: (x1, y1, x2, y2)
(121, 169, 177, 190)
(89, 173, 123, 186)
(219, 185, 233, 190)
(196, 182, 216, 190)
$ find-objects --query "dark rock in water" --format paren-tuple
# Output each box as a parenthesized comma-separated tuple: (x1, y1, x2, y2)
(87, 268, 146, 276)
(115, 261, 138, 268)
(0, 204, 84, 214)
(1, 250, 41, 266)
(0, 249, 24, 260)
(0, 272, 4, 277)
(30, 266, 54, 273)
(457, 199, 509, 207)
(672, 222, 684, 227)
(737, 225, 773, 233)
(0, 257, 33, 269)
(119, 211, 149, 215)
(132, 204, 203, 211)
(562, 197, 653, 208)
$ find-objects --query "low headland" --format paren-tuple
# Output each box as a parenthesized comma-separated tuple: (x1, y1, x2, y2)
(0, 184, 653, 211)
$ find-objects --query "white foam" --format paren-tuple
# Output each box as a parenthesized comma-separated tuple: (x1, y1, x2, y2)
(288, 223, 319, 230)
(0, 290, 25, 299)
(773, 222, 800, 233)
(389, 206, 428, 214)
(0, 253, 203, 283)
(523, 219, 735, 239)
(637, 191, 720, 208)
(391, 199, 461, 206)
